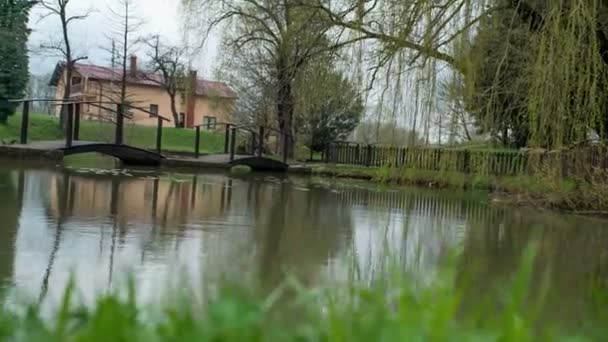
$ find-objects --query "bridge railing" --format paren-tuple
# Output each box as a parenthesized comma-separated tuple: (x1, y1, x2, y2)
(11, 98, 172, 153)
(192, 122, 289, 164)
(11, 98, 291, 164)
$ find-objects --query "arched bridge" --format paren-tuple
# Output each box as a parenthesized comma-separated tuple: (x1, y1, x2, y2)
(29, 141, 166, 166)
(23, 141, 289, 171)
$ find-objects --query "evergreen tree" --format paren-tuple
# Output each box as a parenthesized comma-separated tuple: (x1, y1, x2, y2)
(0, 0, 33, 124)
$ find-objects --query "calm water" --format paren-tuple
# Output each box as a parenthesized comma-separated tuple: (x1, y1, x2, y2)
(1, 159, 607, 322)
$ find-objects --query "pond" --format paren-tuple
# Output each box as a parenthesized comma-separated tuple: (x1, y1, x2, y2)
(0, 157, 607, 325)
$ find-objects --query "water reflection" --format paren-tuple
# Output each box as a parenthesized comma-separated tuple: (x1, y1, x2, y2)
(0, 163, 607, 324)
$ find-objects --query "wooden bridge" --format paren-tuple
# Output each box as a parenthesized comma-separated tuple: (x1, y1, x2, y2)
(4, 99, 289, 172)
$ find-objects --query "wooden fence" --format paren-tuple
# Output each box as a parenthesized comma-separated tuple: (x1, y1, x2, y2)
(323, 143, 608, 177)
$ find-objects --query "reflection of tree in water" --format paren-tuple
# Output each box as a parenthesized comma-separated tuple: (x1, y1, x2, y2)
(253, 180, 354, 288)
(0, 168, 23, 300)
(457, 208, 608, 325)
(39, 174, 71, 302)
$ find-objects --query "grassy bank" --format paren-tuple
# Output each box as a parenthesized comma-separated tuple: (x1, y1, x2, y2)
(0, 113, 225, 154)
(1, 255, 606, 341)
(310, 163, 608, 214)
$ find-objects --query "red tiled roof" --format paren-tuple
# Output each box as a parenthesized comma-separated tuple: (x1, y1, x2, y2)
(50, 62, 237, 99)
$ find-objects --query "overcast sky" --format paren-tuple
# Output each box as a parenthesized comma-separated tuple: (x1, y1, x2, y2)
(29, 0, 219, 79)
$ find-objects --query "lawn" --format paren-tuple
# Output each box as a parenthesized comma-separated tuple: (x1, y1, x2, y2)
(0, 113, 227, 154)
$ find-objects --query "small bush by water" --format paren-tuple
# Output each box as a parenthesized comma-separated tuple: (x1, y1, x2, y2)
(230, 165, 253, 175)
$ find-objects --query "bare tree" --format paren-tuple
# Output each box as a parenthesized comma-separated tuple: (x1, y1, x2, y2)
(182, 0, 362, 157)
(39, 0, 92, 127)
(105, 0, 144, 108)
(145, 36, 187, 127)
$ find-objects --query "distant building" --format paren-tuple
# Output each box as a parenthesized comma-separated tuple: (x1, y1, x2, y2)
(49, 56, 236, 129)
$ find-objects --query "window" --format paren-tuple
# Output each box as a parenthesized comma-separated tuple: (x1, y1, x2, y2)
(203, 116, 217, 130)
(71, 77, 82, 85)
(179, 113, 186, 128)
(149, 104, 158, 118)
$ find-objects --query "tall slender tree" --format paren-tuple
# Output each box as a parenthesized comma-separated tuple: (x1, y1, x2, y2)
(145, 36, 187, 128)
(39, 0, 92, 127)
(0, 0, 34, 124)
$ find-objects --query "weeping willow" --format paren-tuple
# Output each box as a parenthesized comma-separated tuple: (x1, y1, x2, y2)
(526, 0, 608, 148)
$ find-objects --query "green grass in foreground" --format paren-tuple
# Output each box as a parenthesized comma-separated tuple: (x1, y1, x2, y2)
(0, 113, 225, 154)
(1, 250, 606, 341)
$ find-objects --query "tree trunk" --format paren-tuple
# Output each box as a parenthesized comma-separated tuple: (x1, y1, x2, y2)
(169, 92, 180, 128)
(276, 67, 295, 159)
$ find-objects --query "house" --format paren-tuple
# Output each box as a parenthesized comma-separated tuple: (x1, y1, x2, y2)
(49, 56, 237, 129)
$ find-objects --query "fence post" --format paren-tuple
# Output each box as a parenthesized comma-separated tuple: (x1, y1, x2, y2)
(156, 116, 163, 154)
(355, 144, 361, 165)
(229, 127, 237, 161)
(115, 103, 124, 145)
(20, 100, 30, 144)
(73, 103, 81, 141)
(195, 126, 201, 158)
(65, 103, 74, 148)
(224, 124, 231, 154)
(258, 126, 264, 157)
(463, 150, 471, 174)
(366, 145, 372, 167)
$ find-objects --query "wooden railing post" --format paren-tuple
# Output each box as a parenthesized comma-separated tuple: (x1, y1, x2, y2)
(281, 133, 288, 164)
(366, 144, 372, 167)
(156, 116, 163, 154)
(195, 126, 201, 158)
(224, 124, 231, 154)
(250, 131, 256, 155)
(229, 127, 237, 161)
(257, 126, 264, 157)
(115, 103, 124, 145)
(20, 100, 30, 144)
(73, 103, 81, 141)
(65, 103, 74, 148)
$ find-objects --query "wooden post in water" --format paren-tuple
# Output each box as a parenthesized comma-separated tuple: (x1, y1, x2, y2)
(195, 126, 201, 158)
(258, 126, 264, 157)
(20, 100, 30, 144)
(115, 104, 124, 145)
(224, 124, 231, 154)
(65, 103, 74, 148)
(229, 127, 237, 161)
(73, 103, 81, 141)
(156, 116, 163, 154)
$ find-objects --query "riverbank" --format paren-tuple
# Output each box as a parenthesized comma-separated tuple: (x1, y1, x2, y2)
(305, 163, 608, 215)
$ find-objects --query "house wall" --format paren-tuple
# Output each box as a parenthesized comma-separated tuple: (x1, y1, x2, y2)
(52, 71, 235, 129)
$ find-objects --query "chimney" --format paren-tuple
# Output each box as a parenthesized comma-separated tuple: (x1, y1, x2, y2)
(130, 55, 138, 77)
(186, 69, 198, 128)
